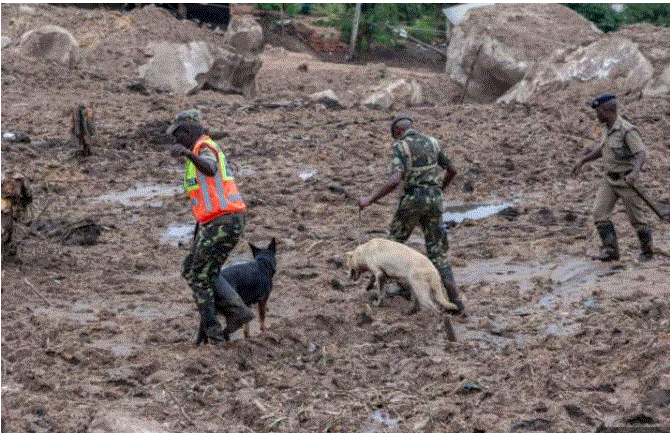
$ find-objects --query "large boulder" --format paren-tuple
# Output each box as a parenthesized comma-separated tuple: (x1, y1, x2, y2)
(445, 4, 600, 103)
(137, 40, 262, 97)
(499, 37, 654, 104)
(223, 14, 264, 53)
(643, 64, 670, 97)
(200, 49, 262, 99)
(138, 41, 215, 94)
(361, 79, 423, 110)
(15, 25, 79, 66)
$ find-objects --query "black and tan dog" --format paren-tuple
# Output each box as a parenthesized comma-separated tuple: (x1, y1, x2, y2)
(214, 238, 277, 338)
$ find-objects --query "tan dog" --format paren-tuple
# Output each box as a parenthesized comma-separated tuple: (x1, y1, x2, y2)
(345, 238, 459, 315)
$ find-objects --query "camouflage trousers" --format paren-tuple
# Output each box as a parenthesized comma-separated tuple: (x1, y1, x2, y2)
(182, 213, 245, 307)
(389, 189, 449, 270)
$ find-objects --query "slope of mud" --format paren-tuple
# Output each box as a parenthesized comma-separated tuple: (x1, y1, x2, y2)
(2, 4, 669, 433)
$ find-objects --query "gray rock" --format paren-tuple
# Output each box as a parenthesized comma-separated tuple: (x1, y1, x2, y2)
(1, 37, 11, 50)
(500, 36, 653, 104)
(223, 15, 264, 53)
(446, 4, 600, 103)
(19, 5, 35, 14)
(137, 40, 262, 97)
(309, 89, 344, 109)
(16, 25, 79, 66)
(89, 410, 170, 433)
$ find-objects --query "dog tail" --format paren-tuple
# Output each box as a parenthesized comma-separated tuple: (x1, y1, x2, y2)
(429, 270, 459, 312)
(408, 272, 439, 313)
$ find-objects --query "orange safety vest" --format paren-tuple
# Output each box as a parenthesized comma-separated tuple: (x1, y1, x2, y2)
(183, 136, 246, 224)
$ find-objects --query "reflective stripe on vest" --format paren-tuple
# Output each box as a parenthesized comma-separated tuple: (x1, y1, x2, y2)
(183, 136, 246, 223)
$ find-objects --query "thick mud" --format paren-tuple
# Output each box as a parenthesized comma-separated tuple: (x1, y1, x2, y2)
(2, 4, 670, 433)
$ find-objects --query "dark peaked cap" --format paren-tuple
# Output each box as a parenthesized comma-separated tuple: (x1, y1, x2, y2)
(591, 94, 616, 109)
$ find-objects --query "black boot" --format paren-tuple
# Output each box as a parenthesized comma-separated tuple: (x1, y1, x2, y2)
(195, 300, 227, 345)
(637, 229, 653, 262)
(213, 275, 254, 338)
(438, 265, 464, 315)
(596, 222, 620, 262)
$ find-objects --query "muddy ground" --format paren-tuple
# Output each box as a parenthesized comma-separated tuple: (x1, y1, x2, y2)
(2, 4, 670, 433)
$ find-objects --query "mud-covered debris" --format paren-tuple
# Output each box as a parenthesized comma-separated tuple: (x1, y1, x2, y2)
(2, 132, 30, 143)
(330, 278, 344, 291)
(564, 404, 596, 426)
(61, 219, 102, 246)
(509, 418, 552, 433)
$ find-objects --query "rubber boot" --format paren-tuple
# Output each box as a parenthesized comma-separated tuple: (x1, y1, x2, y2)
(195, 300, 227, 345)
(438, 265, 464, 315)
(596, 222, 619, 262)
(213, 276, 254, 338)
(637, 229, 653, 262)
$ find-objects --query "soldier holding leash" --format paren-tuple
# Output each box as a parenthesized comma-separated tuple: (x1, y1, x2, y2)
(357, 116, 465, 314)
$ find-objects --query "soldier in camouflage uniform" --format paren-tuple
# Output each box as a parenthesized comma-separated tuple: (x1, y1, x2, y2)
(358, 116, 464, 313)
(572, 94, 653, 262)
(168, 109, 254, 345)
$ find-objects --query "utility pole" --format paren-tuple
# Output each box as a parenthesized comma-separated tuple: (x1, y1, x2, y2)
(348, 3, 362, 61)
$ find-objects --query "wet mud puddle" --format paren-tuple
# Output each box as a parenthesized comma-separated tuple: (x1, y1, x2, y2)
(455, 255, 620, 346)
(92, 183, 181, 207)
(442, 202, 514, 224)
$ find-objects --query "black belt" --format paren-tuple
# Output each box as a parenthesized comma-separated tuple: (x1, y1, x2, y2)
(607, 170, 631, 180)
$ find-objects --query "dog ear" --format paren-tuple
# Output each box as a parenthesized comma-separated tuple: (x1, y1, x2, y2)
(249, 242, 259, 257)
(268, 237, 276, 253)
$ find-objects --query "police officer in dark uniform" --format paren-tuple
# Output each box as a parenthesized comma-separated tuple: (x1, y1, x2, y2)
(358, 116, 464, 313)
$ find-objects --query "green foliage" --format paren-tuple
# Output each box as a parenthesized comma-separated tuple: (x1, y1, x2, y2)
(408, 15, 443, 44)
(565, 3, 670, 31)
(334, 4, 445, 51)
(565, 3, 623, 32)
(255, 3, 302, 17)
(623, 4, 670, 27)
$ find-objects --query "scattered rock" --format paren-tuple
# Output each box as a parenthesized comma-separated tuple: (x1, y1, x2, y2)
(16, 25, 79, 66)
(223, 15, 264, 53)
(19, 5, 36, 15)
(89, 410, 170, 433)
(356, 311, 373, 327)
(363, 62, 387, 80)
(362, 90, 393, 110)
(309, 89, 344, 109)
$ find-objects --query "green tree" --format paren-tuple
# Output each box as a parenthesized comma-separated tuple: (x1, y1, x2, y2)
(622, 4, 670, 27)
(564, 3, 623, 32)
(565, 3, 670, 31)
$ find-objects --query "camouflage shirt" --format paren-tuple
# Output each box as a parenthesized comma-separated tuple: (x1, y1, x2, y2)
(390, 129, 451, 190)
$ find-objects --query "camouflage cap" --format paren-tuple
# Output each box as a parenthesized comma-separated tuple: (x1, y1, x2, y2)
(166, 109, 203, 135)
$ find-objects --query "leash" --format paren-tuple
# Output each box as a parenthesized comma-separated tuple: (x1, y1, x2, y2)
(357, 207, 362, 245)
